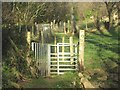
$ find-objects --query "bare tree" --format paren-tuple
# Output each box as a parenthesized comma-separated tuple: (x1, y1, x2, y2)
(104, 2, 116, 30)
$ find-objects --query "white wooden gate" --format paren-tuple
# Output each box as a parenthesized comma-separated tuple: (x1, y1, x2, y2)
(48, 43, 78, 75)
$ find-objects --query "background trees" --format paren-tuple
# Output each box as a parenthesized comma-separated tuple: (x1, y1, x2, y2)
(104, 2, 118, 30)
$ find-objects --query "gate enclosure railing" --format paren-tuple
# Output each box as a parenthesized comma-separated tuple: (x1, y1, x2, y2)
(31, 42, 48, 76)
(31, 42, 78, 76)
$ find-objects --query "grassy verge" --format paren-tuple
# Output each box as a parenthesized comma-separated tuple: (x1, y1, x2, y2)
(22, 72, 81, 88)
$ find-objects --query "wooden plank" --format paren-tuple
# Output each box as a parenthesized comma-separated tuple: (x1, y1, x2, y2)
(64, 22, 66, 34)
(50, 72, 64, 74)
(51, 22, 53, 29)
(54, 36, 57, 53)
(50, 68, 57, 70)
(47, 44, 50, 76)
(57, 43, 74, 45)
(50, 65, 76, 66)
(57, 44, 71, 46)
(59, 68, 76, 70)
(27, 31, 31, 46)
(37, 43, 39, 61)
(50, 72, 58, 74)
(50, 57, 77, 59)
(35, 43, 37, 60)
(50, 61, 77, 63)
(70, 36, 74, 64)
(51, 52, 76, 54)
(31, 42, 34, 51)
(67, 20, 70, 33)
(62, 37, 65, 61)
(50, 45, 58, 46)
(38, 43, 40, 67)
(50, 53, 57, 55)
(50, 68, 76, 70)
(57, 43, 59, 75)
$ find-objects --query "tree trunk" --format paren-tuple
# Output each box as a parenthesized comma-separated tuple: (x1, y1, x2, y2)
(86, 20, 88, 31)
(117, 4, 120, 25)
(108, 10, 112, 30)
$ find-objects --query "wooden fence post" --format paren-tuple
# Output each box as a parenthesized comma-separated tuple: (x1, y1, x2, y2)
(64, 22, 66, 34)
(54, 35, 57, 53)
(51, 22, 53, 30)
(31, 25, 34, 38)
(57, 43, 60, 75)
(70, 36, 73, 64)
(48, 44, 50, 76)
(41, 30, 44, 44)
(79, 30, 85, 71)
(67, 20, 70, 33)
(62, 36, 65, 61)
(27, 31, 31, 49)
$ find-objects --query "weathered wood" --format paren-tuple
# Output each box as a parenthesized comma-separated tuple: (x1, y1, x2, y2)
(69, 36, 74, 64)
(63, 22, 66, 34)
(78, 73, 95, 88)
(34, 43, 36, 60)
(31, 42, 34, 51)
(27, 31, 31, 46)
(50, 65, 76, 66)
(41, 30, 44, 44)
(51, 52, 76, 55)
(31, 25, 34, 38)
(50, 57, 77, 59)
(48, 44, 50, 76)
(51, 61, 76, 63)
(81, 77, 95, 88)
(50, 68, 76, 71)
(54, 36, 57, 53)
(32, 43, 49, 76)
(53, 20, 55, 24)
(79, 30, 85, 71)
(57, 43, 59, 75)
(67, 20, 70, 33)
(62, 36, 65, 61)
(51, 22, 53, 29)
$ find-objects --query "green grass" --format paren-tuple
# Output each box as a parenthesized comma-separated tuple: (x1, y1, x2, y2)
(84, 29, 119, 70)
(54, 25, 119, 70)
(23, 72, 81, 88)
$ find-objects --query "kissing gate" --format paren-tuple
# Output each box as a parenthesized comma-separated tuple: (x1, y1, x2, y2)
(31, 42, 78, 76)
(31, 30, 85, 76)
